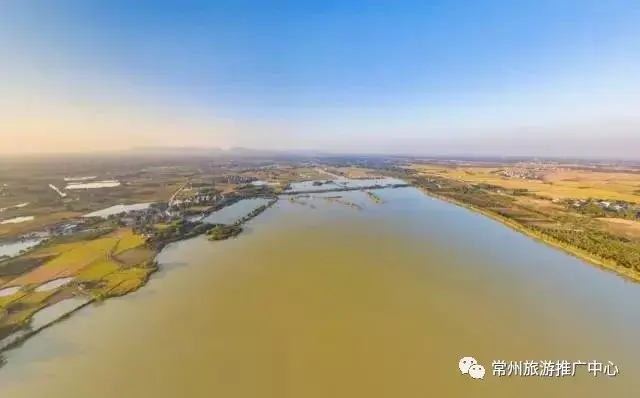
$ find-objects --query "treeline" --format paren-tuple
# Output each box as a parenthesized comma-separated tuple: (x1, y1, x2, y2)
(45, 227, 115, 245)
(233, 198, 277, 225)
(139, 197, 278, 249)
(145, 220, 211, 250)
(571, 203, 640, 221)
(407, 174, 640, 273)
(207, 224, 243, 241)
(242, 204, 268, 222)
(528, 226, 640, 271)
(207, 198, 277, 241)
(365, 191, 383, 204)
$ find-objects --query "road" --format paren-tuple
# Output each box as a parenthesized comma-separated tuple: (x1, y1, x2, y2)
(169, 180, 190, 206)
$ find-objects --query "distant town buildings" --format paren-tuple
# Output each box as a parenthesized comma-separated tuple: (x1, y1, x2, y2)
(501, 168, 545, 180)
(500, 164, 569, 181)
(570, 199, 634, 213)
(47, 221, 83, 236)
(222, 175, 257, 184)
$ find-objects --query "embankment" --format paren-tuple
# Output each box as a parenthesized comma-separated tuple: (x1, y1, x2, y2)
(415, 186, 640, 283)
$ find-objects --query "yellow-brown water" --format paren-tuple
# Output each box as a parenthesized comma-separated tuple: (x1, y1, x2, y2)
(1, 188, 639, 397)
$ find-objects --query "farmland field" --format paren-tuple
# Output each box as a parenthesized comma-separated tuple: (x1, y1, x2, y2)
(7, 237, 120, 286)
(111, 229, 146, 255)
(409, 164, 640, 202)
(597, 218, 640, 240)
(403, 163, 640, 285)
(0, 226, 158, 343)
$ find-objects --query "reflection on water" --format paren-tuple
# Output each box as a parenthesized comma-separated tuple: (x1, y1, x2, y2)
(30, 298, 91, 331)
(0, 286, 21, 297)
(286, 178, 405, 192)
(1, 188, 639, 397)
(0, 239, 44, 258)
(202, 198, 271, 225)
(34, 278, 74, 292)
(82, 203, 154, 218)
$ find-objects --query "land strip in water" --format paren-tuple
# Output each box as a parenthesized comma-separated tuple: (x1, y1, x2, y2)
(280, 183, 409, 196)
(365, 191, 384, 204)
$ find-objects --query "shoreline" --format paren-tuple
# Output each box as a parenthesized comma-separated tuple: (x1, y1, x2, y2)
(0, 298, 95, 354)
(415, 186, 640, 284)
(0, 197, 278, 358)
(281, 184, 409, 196)
(0, 264, 161, 357)
(3, 186, 637, 361)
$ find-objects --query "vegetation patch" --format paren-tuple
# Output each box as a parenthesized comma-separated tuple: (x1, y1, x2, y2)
(1, 227, 160, 348)
(409, 165, 640, 202)
(115, 247, 156, 266)
(402, 168, 640, 279)
(111, 229, 146, 255)
(0, 254, 56, 279)
(44, 229, 115, 246)
(90, 265, 157, 300)
(207, 224, 243, 241)
(9, 237, 120, 286)
(76, 258, 121, 280)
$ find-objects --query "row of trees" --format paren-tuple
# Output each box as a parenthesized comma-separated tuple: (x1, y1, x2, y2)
(529, 226, 640, 271)
(409, 174, 640, 272)
(144, 220, 211, 250)
(574, 203, 640, 221)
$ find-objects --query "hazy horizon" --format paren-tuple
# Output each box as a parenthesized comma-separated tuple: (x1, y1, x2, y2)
(1, 1, 639, 158)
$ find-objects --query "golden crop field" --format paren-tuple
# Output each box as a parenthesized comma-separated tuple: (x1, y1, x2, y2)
(111, 229, 146, 255)
(91, 266, 155, 298)
(0, 292, 26, 308)
(9, 237, 120, 286)
(1, 227, 156, 336)
(2, 228, 149, 288)
(597, 218, 640, 240)
(76, 258, 122, 281)
(410, 164, 640, 202)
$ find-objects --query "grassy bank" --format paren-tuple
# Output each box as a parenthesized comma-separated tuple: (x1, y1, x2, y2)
(415, 186, 640, 283)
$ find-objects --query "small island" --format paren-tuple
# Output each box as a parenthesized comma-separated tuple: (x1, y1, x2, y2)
(312, 180, 334, 186)
(365, 191, 384, 204)
(207, 224, 243, 241)
(323, 196, 362, 210)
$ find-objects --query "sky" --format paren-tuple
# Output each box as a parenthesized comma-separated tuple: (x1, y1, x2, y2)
(1, 0, 639, 158)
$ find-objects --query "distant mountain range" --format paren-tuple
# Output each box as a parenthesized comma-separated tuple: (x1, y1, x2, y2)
(123, 147, 640, 165)
(131, 146, 259, 155)
(128, 146, 332, 157)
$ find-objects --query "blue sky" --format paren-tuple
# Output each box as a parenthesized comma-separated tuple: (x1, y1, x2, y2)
(1, 0, 639, 156)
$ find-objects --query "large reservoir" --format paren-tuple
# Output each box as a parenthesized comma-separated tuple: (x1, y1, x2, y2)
(1, 187, 638, 397)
